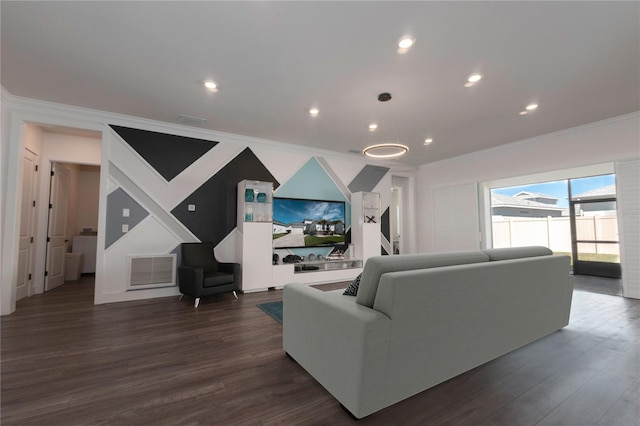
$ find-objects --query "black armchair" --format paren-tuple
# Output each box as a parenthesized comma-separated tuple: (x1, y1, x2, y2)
(178, 242, 241, 307)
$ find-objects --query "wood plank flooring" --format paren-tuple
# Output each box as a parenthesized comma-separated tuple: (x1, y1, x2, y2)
(1, 277, 638, 425)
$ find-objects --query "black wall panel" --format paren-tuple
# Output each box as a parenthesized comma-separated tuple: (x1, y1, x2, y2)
(381, 207, 390, 243)
(171, 148, 279, 245)
(110, 125, 218, 182)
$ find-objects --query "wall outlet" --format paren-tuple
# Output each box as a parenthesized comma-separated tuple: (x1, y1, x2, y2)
(122, 224, 129, 233)
(188, 204, 196, 212)
(123, 208, 130, 217)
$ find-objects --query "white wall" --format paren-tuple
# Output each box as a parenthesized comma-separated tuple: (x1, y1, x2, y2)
(417, 113, 640, 297)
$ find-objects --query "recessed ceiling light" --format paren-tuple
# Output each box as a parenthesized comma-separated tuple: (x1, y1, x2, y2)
(398, 36, 415, 49)
(309, 108, 319, 117)
(468, 74, 483, 83)
(464, 82, 475, 88)
(363, 143, 409, 159)
(424, 138, 433, 145)
(519, 110, 528, 115)
(526, 103, 538, 111)
(369, 123, 378, 131)
(203, 80, 218, 91)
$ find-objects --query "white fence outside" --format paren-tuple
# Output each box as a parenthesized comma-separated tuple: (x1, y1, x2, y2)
(492, 216, 619, 256)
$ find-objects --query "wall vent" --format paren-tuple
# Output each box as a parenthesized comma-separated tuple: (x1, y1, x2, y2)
(127, 254, 177, 290)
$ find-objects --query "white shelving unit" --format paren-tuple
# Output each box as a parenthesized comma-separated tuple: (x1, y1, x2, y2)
(351, 192, 381, 263)
(237, 180, 274, 292)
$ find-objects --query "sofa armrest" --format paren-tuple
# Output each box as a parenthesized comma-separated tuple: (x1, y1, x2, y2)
(283, 284, 391, 418)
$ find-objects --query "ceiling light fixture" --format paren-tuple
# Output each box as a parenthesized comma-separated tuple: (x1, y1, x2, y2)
(465, 73, 483, 88)
(363, 93, 409, 159)
(309, 108, 319, 117)
(203, 80, 218, 91)
(369, 123, 378, 131)
(519, 111, 528, 115)
(424, 138, 433, 145)
(397, 36, 415, 54)
(363, 143, 409, 159)
(398, 36, 415, 49)
(526, 103, 538, 111)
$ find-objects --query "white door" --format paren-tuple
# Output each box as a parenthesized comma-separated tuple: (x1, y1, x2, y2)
(45, 163, 70, 291)
(17, 149, 39, 300)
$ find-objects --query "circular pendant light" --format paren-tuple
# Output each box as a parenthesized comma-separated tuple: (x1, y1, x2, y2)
(363, 93, 409, 159)
(363, 143, 409, 159)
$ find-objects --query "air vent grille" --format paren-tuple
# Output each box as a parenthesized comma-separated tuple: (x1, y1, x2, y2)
(178, 115, 208, 126)
(127, 254, 176, 290)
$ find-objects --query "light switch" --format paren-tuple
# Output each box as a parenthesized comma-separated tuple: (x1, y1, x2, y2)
(123, 208, 130, 217)
(188, 204, 196, 212)
(122, 224, 129, 233)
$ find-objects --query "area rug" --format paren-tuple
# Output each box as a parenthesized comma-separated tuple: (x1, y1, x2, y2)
(257, 301, 283, 324)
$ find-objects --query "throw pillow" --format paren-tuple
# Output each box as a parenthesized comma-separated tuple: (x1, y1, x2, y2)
(343, 273, 362, 296)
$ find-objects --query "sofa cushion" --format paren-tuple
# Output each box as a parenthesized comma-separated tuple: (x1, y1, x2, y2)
(355, 251, 490, 308)
(482, 246, 552, 261)
(343, 273, 362, 296)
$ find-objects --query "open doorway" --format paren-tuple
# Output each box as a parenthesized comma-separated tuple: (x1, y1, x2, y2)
(45, 162, 101, 291)
(16, 123, 101, 303)
(489, 172, 621, 280)
(390, 175, 410, 255)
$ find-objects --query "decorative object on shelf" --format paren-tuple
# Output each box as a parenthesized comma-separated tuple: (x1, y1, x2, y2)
(317, 254, 324, 260)
(256, 192, 267, 203)
(308, 254, 316, 261)
(244, 188, 255, 202)
(283, 254, 303, 264)
(272, 253, 279, 265)
(245, 205, 253, 222)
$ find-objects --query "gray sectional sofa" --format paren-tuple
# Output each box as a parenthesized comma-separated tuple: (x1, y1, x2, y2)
(283, 246, 574, 418)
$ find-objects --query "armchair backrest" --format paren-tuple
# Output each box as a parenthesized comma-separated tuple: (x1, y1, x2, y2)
(181, 242, 218, 273)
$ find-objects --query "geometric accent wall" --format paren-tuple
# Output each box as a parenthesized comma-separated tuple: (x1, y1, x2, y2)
(105, 188, 149, 248)
(110, 125, 218, 182)
(171, 148, 279, 246)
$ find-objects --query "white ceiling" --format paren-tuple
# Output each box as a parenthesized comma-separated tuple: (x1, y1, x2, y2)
(2, 1, 638, 166)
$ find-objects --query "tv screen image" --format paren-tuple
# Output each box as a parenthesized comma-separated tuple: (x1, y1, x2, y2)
(272, 197, 346, 248)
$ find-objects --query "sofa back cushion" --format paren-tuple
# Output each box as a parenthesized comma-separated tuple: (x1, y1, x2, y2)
(355, 250, 490, 308)
(482, 246, 552, 261)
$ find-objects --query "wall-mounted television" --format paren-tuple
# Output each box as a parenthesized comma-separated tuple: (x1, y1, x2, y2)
(272, 197, 346, 249)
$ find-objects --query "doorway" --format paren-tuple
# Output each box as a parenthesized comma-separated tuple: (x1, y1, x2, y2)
(15, 123, 102, 304)
(390, 175, 410, 255)
(569, 174, 621, 278)
(44, 161, 101, 291)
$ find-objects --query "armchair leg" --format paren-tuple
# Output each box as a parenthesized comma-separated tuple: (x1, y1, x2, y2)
(233, 291, 238, 299)
(179, 294, 184, 301)
(194, 298, 200, 308)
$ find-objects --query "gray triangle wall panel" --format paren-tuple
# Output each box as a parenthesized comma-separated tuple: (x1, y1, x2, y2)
(105, 188, 150, 249)
(348, 165, 390, 193)
(110, 125, 218, 182)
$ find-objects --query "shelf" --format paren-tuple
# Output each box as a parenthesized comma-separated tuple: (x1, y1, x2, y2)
(291, 258, 363, 273)
(238, 180, 273, 223)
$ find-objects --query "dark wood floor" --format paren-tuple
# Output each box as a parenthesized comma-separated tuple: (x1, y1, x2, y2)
(2, 276, 638, 425)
